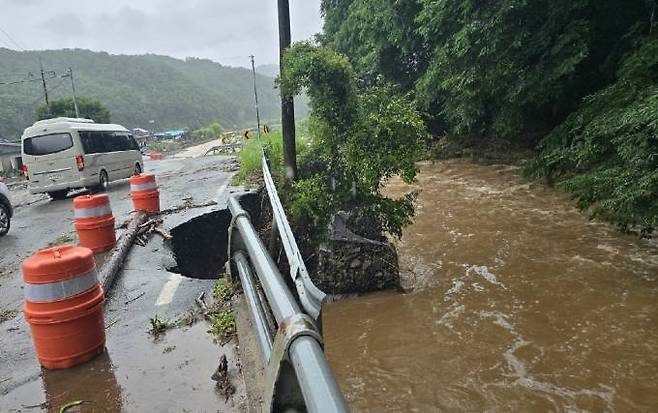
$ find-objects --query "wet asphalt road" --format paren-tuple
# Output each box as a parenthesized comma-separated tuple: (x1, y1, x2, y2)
(0, 155, 247, 412)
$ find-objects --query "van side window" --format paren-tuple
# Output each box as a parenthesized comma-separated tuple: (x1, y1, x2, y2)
(80, 131, 105, 154)
(23, 133, 73, 156)
(128, 135, 139, 151)
(80, 132, 97, 154)
(79, 131, 138, 154)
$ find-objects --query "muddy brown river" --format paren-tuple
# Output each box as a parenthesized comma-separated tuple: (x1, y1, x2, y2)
(323, 160, 658, 412)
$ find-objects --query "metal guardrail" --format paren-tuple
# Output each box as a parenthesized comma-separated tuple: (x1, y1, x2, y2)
(226, 153, 349, 412)
(260, 154, 327, 320)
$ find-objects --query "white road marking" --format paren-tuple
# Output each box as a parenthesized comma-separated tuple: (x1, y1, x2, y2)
(155, 274, 182, 306)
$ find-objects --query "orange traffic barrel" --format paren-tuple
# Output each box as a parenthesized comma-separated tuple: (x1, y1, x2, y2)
(73, 194, 116, 254)
(129, 173, 160, 212)
(23, 246, 105, 369)
(149, 152, 164, 160)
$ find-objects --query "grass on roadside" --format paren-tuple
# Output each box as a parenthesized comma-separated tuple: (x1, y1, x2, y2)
(208, 311, 236, 339)
(146, 277, 237, 343)
(233, 127, 311, 185)
(208, 277, 236, 342)
(147, 314, 176, 337)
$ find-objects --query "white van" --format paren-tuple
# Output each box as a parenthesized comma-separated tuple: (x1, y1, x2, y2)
(22, 117, 144, 199)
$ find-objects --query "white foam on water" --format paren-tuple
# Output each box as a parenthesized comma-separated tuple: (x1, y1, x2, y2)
(467, 265, 506, 288)
(480, 311, 615, 411)
(436, 304, 466, 332)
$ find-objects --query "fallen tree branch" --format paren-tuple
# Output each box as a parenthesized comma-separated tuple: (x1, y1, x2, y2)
(154, 227, 172, 240)
(100, 211, 149, 296)
(157, 200, 217, 216)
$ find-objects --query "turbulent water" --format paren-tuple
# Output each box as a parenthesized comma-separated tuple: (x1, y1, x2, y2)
(323, 160, 658, 412)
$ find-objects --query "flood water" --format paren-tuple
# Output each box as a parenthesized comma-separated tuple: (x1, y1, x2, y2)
(323, 160, 658, 412)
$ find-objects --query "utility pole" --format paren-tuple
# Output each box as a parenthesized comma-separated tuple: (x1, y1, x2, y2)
(39, 57, 50, 113)
(249, 55, 262, 142)
(66, 68, 80, 118)
(277, 0, 297, 179)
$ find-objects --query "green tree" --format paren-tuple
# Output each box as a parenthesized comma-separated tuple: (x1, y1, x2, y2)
(321, 0, 427, 89)
(192, 121, 224, 139)
(526, 33, 658, 234)
(280, 42, 425, 238)
(35, 96, 111, 123)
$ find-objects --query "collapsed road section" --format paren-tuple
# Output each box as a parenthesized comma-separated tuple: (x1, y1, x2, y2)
(165, 209, 231, 279)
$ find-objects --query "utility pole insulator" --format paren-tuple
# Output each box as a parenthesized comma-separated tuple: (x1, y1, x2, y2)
(277, 0, 297, 180)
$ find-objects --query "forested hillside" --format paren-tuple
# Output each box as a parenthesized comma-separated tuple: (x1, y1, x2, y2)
(0, 48, 283, 140)
(319, 0, 658, 233)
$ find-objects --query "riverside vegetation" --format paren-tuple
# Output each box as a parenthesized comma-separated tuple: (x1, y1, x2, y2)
(318, 0, 658, 235)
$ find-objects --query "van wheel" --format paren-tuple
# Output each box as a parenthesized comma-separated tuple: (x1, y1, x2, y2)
(133, 163, 142, 175)
(0, 203, 10, 236)
(47, 190, 68, 200)
(98, 170, 109, 192)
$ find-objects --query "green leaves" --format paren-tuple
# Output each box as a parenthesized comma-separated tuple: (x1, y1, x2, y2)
(281, 44, 425, 240)
(35, 96, 111, 123)
(527, 34, 658, 234)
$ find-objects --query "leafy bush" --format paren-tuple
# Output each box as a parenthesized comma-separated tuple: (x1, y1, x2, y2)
(526, 34, 658, 234)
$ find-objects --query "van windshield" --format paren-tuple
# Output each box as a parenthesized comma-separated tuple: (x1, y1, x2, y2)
(23, 133, 73, 156)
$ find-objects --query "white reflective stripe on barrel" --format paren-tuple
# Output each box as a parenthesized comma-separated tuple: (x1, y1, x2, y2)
(74, 205, 113, 219)
(24, 268, 99, 302)
(130, 182, 157, 192)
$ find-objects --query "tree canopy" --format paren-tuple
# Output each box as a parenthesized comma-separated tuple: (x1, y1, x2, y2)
(320, 0, 658, 234)
(35, 96, 111, 123)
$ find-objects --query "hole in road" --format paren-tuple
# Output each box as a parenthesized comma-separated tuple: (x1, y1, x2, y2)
(166, 209, 231, 279)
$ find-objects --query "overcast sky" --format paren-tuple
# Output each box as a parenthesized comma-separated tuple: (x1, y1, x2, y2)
(0, 0, 323, 67)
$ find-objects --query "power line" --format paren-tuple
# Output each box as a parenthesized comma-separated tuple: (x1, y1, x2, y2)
(0, 24, 26, 50)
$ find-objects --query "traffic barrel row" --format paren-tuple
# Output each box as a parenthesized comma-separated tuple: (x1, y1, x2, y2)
(22, 173, 161, 369)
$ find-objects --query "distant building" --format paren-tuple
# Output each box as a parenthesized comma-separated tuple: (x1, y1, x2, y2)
(0, 140, 22, 175)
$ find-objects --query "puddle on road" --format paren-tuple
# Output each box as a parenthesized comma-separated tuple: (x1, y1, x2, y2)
(165, 210, 231, 279)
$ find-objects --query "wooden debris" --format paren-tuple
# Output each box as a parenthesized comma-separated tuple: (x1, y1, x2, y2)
(157, 200, 217, 216)
(154, 227, 172, 240)
(124, 291, 146, 305)
(99, 211, 149, 295)
(211, 354, 235, 401)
